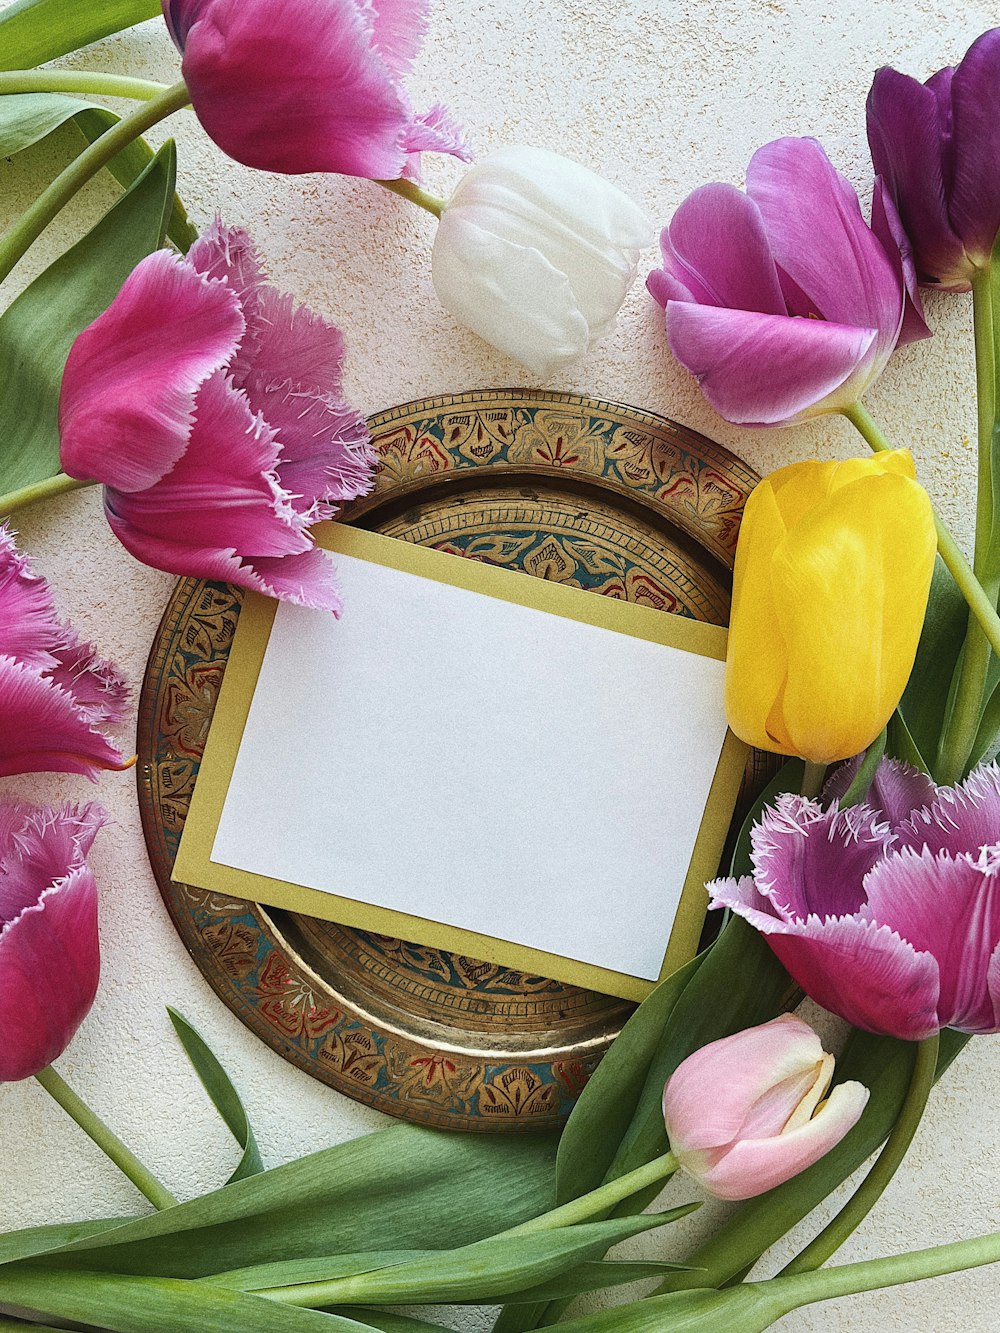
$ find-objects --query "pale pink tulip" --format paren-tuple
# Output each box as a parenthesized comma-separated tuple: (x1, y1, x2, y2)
(60, 222, 373, 614)
(0, 802, 105, 1082)
(163, 0, 470, 179)
(662, 1015, 869, 1201)
(0, 527, 128, 778)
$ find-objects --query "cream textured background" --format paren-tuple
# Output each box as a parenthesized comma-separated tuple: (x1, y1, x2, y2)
(0, 1, 998, 1329)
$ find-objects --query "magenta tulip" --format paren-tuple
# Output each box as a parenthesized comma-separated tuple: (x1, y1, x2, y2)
(0, 526, 128, 778)
(710, 760, 1000, 1040)
(647, 137, 928, 426)
(0, 801, 105, 1082)
(163, 0, 470, 179)
(662, 1015, 869, 1201)
(60, 221, 374, 614)
(868, 29, 1000, 290)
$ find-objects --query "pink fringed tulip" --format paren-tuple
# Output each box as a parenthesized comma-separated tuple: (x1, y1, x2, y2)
(662, 1015, 869, 1201)
(60, 222, 374, 614)
(163, 0, 470, 179)
(868, 30, 1000, 290)
(0, 526, 128, 778)
(710, 759, 1000, 1040)
(0, 802, 105, 1082)
(647, 137, 929, 426)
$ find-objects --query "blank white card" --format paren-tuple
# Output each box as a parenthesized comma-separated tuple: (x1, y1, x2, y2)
(210, 550, 731, 982)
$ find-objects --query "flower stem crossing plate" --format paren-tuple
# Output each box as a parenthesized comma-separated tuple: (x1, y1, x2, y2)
(138, 389, 759, 1133)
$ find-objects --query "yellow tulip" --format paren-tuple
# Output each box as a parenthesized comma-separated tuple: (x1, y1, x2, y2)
(725, 451, 936, 764)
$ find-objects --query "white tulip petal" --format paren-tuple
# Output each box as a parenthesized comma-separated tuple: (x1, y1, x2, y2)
(433, 212, 590, 376)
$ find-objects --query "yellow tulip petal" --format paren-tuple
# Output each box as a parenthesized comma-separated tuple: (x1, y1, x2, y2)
(725, 478, 795, 753)
(770, 471, 935, 763)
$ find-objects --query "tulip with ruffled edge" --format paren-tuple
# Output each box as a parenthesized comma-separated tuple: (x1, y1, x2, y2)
(162, 0, 470, 179)
(868, 29, 1000, 291)
(59, 221, 373, 615)
(662, 1015, 869, 1201)
(709, 759, 1000, 1040)
(432, 146, 653, 376)
(0, 802, 105, 1083)
(647, 136, 928, 427)
(0, 526, 129, 778)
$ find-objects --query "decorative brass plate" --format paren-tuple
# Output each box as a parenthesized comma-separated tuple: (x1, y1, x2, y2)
(138, 390, 758, 1133)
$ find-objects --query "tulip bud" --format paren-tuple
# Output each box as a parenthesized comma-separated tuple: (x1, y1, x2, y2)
(725, 451, 936, 763)
(0, 802, 105, 1082)
(431, 146, 653, 377)
(662, 1015, 869, 1201)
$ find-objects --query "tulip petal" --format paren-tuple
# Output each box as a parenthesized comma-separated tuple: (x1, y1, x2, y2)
(46, 629, 129, 729)
(0, 802, 103, 926)
(751, 793, 892, 918)
(869, 179, 932, 345)
(186, 220, 268, 385)
(368, 0, 430, 80)
(732, 904, 941, 1040)
(663, 1014, 827, 1156)
(864, 845, 1000, 1032)
(666, 303, 877, 426)
(401, 104, 473, 179)
(746, 137, 902, 342)
(105, 372, 310, 559)
(724, 479, 791, 753)
(946, 29, 1000, 265)
(770, 471, 936, 762)
(0, 526, 65, 670)
(824, 753, 937, 831)
(897, 762, 1000, 858)
(180, 0, 411, 177)
(867, 67, 969, 286)
(59, 250, 244, 493)
(0, 813, 102, 1082)
(700, 1080, 869, 1200)
(653, 182, 786, 316)
(433, 212, 590, 376)
(0, 657, 127, 779)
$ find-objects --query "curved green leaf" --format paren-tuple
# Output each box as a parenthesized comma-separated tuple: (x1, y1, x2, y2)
(168, 1008, 264, 1185)
(0, 0, 161, 71)
(0, 137, 175, 497)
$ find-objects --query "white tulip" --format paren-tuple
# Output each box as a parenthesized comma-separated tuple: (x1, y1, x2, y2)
(431, 146, 654, 377)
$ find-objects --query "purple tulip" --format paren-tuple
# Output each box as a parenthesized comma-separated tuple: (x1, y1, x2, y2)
(60, 221, 374, 614)
(163, 0, 470, 179)
(662, 1015, 869, 1201)
(868, 30, 1000, 290)
(647, 137, 929, 426)
(710, 759, 1000, 1040)
(0, 801, 105, 1082)
(0, 526, 128, 778)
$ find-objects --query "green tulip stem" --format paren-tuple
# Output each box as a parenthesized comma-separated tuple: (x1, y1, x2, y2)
(0, 79, 191, 287)
(778, 1031, 939, 1278)
(376, 176, 446, 218)
(262, 1152, 680, 1307)
(34, 1064, 178, 1211)
(843, 401, 1000, 668)
(0, 472, 96, 517)
(799, 762, 826, 799)
(840, 729, 887, 807)
(0, 70, 170, 100)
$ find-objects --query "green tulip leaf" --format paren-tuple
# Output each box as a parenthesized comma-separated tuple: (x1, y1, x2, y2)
(0, 0, 162, 70)
(167, 1008, 264, 1185)
(0, 137, 175, 499)
(0, 90, 93, 153)
(728, 759, 802, 878)
(333, 1313, 452, 1333)
(896, 556, 967, 778)
(0, 1266, 368, 1333)
(0, 1217, 132, 1268)
(199, 1212, 693, 1308)
(0, 92, 196, 251)
(554, 951, 704, 1207)
(22, 1123, 557, 1279)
